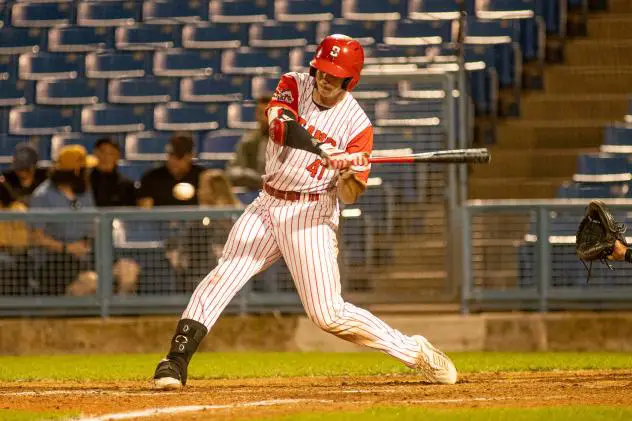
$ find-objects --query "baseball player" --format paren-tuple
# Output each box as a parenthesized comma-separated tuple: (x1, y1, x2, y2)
(153, 34, 458, 389)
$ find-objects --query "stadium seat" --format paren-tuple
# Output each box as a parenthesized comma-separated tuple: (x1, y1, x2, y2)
(0, 56, 18, 83)
(48, 27, 114, 53)
(235, 189, 260, 205)
(209, 0, 272, 24)
(355, 181, 395, 234)
(251, 75, 279, 99)
(227, 102, 257, 130)
(318, 19, 384, 46)
(573, 153, 632, 183)
(557, 181, 632, 199)
(115, 25, 178, 51)
(250, 22, 316, 48)
(153, 49, 219, 77)
(85, 51, 149, 79)
(383, 20, 454, 46)
(374, 100, 442, 127)
(342, 0, 404, 21)
(353, 81, 396, 101)
(118, 161, 154, 181)
(221, 48, 289, 75)
(362, 44, 433, 66)
(0, 80, 33, 107)
(9, 106, 76, 135)
(180, 75, 249, 102)
(601, 124, 632, 154)
(51, 133, 123, 159)
(0, 28, 43, 54)
(125, 131, 173, 160)
(373, 126, 443, 152)
(11, 2, 71, 28)
(276, 0, 341, 22)
(81, 104, 152, 133)
(407, 0, 464, 20)
(143, 0, 208, 24)
(199, 129, 243, 160)
(465, 17, 520, 44)
(340, 212, 374, 267)
(77, 0, 140, 27)
(0, 134, 50, 164)
(154, 102, 225, 131)
(477, 0, 535, 20)
(535, 0, 564, 36)
(108, 77, 177, 104)
(182, 22, 249, 49)
(19, 52, 83, 81)
(36, 79, 104, 106)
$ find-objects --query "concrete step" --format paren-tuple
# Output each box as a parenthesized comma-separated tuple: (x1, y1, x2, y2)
(468, 177, 568, 199)
(565, 40, 632, 66)
(393, 239, 446, 268)
(607, 0, 632, 13)
(544, 66, 632, 94)
(373, 271, 449, 302)
(587, 16, 632, 39)
(520, 94, 629, 121)
(495, 119, 609, 149)
(471, 148, 582, 179)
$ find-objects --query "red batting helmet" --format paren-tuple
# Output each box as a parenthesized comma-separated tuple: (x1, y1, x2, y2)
(309, 34, 364, 92)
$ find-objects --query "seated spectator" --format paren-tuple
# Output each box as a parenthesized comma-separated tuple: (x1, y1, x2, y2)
(0, 143, 48, 208)
(90, 138, 136, 207)
(29, 145, 138, 296)
(225, 95, 271, 191)
(137, 133, 205, 208)
(166, 169, 242, 292)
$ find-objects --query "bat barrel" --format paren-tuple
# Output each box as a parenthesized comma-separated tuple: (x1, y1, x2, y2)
(369, 148, 491, 164)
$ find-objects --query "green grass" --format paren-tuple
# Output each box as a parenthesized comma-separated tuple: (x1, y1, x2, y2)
(0, 352, 631, 382)
(251, 407, 632, 421)
(0, 410, 76, 421)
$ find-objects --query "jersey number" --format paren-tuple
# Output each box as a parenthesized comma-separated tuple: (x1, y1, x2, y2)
(306, 159, 326, 180)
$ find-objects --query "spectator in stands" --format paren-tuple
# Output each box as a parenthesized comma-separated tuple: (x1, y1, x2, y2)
(90, 138, 136, 207)
(0, 143, 48, 208)
(166, 169, 242, 292)
(225, 95, 272, 191)
(137, 133, 204, 208)
(29, 145, 138, 296)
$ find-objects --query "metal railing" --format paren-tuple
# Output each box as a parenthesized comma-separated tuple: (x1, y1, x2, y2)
(461, 199, 632, 313)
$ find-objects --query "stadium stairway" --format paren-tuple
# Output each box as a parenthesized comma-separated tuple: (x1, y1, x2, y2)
(469, 0, 631, 199)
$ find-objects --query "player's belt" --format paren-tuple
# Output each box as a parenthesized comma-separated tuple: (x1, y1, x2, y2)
(264, 184, 320, 202)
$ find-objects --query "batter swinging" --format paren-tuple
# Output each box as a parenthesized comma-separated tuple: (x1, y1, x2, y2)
(153, 34, 458, 389)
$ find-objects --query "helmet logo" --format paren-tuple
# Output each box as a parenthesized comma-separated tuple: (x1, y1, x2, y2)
(330, 45, 341, 58)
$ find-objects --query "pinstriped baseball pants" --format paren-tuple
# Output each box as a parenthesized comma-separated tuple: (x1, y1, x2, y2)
(182, 192, 421, 367)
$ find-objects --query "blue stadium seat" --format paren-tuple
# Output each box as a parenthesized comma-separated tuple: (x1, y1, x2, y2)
(477, 0, 535, 20)
(115, 25, 178, 51)
(0, 135, 50, 164)
(374, 100, 442, 127)
(118, 161, 154, 181)
(77, 0, 140, 27)
(36, 79, 104, 106)
(573, 153, 632, 183)
(143, 0, 208, 24)
(362, 44, 432, 66)
(153, 49, 219, 77)
(535, 0, 563, 36)
(0, 28, 43, 54)
(276, 0, 341, 22)
(319, 19, 384, 46)
(154, 102, 225, 131)
(199, 129, 242, 160)
(81, 104, 152, 133)
(407, 0, 464, 20)
(465, 17, 520, 44)
(340, 212, 373, 267)
(235, 189, 259, 205)
(0, 80, 33, 107)
(182, 22, 249, 49)
(601, 124, 632, 154)
(209, 0, 272, 24)
(181, 75, 249, 102)
(251, 75, 279, 99)
(221, 48, 289, 75)
(227, 102, 257, 130)
(51, 133, 124, 159)
(557, 181, 632, 199)
(108, 77, 177, 104)
(383, 20, 454, 46)
(250, 22, 316, 48)
(11, 2, 71, 28)
(373, 126, 443, 152)
(342, 0, 405, 21)
(19, 52, 83, 80)
(125, 131, 173, 160)
(355, 181, 394, 234)
(353, 81, 396, 101)
(48, 26, 114, 53)
(86, 51, 149, 79)
(9, 106, 76, 135)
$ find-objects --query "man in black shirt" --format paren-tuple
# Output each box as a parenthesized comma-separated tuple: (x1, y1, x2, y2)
(137, 133, 204, 207)
(90, 138, 136, 207)
(0, 143, 48, 208)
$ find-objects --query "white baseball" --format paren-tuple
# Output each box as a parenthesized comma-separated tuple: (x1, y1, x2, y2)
(173, 182, 196, 201)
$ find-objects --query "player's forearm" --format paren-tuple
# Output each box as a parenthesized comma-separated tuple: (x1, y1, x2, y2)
(337, 174, 366, 205)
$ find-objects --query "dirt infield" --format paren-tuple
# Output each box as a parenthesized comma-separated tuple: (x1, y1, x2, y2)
(2, 370, 632, 420)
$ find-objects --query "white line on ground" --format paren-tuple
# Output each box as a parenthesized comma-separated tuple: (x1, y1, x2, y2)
(0, 390, 178, 397)
(75, 399, 331, 421)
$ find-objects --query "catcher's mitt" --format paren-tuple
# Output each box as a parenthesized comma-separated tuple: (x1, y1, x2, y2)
(576, 200, 629, 281)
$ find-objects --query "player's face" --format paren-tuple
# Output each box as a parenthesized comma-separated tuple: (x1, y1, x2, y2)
(315, 70, 345, 98)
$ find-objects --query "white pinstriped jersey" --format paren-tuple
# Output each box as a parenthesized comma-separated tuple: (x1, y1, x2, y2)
(264, 72, 374, 194)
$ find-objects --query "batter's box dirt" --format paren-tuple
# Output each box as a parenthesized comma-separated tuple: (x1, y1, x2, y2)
(1, 371, 631, 420)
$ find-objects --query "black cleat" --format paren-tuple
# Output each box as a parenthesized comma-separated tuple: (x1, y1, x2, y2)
(153, 357, 187, 390)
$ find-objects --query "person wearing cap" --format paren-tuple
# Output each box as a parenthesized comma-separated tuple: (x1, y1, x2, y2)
(225, 95, 272, 191)
(136, 133, 205, 208)
(90, 138, 136, 207)
(0, 143, 48, 208)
